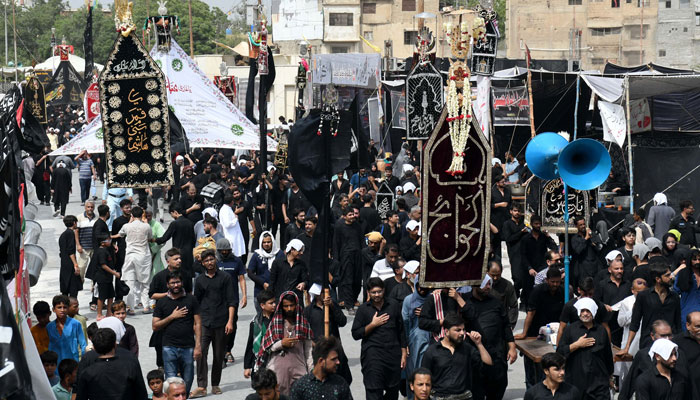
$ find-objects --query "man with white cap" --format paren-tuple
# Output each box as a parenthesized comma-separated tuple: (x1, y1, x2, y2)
(400, 182, 419, 209)
(399, 220, 421, 262)
(634, 338, 689, 399)
(648, 193, 675, 240)
(466, 274, 517, 400)
(557, 297, 613, 399)
(270, 239, 308, 301)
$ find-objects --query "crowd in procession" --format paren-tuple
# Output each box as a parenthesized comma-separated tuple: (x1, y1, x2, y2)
(24, 112, 700, 400)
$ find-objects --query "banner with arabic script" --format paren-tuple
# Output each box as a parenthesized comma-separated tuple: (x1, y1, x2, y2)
(537, 179, 589, 234)
(491, 86, 529, 126)
(24, 77, 47, 124)
(419, 107, 492, 288)
(99, 33, 173, 188)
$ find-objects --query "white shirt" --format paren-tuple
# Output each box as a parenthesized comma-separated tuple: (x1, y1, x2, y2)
(370, 258, 398, 281)
(505, 159, 519, 183)
(119, 219, 152, 256)
(219, 204, 246, 257)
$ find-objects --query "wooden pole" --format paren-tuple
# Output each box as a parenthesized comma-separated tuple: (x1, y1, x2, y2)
(11, 0, 17, 81)
(640, 0, 644, 65)
(624, 76, 634, 213)
(324, 288, 330, 337)
(525, 44, 536, 138)
(187, 0, 194, 58)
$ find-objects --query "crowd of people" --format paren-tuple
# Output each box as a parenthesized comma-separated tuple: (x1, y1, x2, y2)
(26, 122, 700, 400)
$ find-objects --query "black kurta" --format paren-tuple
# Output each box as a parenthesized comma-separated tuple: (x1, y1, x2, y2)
(570, 233, 602, 283)
(351, 300, 406, 390)
(635, 366, 690, 400)
(557, 321, 613, 399)
(502, 218, 527, 288)
(523, 381, 582, 400)
(156, 216, 196, 275)
(52, 167, 72, 204)
(269, 258, 308, 301)
(419, 292, 481, 339)
(59, 228, 82, 296)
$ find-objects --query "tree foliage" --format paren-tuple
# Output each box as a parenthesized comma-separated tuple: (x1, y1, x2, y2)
(2, 0, 233, 67)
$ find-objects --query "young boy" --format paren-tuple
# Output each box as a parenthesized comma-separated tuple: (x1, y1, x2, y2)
(243, 289, 276, 378)
(147, 369, 167, 399)
(67, 296, 88, 342)
(47, 295, 87, 366)
(52, 358, 78, 400)
(111, 300, 139, 356)
(93, 234, 119, 320)
(59, 215, 82, 297)
(40, 350, 59, 386)
(31, 301, 51, 355)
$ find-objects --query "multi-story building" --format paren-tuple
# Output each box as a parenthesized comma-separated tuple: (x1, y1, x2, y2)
(656, 0, 700, 69)
(505, 0, 657, 70)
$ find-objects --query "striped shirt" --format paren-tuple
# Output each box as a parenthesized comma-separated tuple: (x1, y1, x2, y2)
(77, 212, 97, 249)
(77, 158, 94, 180)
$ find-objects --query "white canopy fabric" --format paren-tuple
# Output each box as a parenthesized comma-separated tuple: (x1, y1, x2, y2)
(33, 54, 103, 74)
(52, 39, 276, 155)
(582, 73, 700, 103)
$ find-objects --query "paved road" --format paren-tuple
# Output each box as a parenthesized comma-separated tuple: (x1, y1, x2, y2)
(28, 173, 528, 399)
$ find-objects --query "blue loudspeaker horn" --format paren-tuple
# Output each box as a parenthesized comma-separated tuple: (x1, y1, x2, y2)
(525, 132, 612, 191)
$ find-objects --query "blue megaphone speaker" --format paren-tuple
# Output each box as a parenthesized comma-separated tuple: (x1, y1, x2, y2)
(525, 132, 611, 191)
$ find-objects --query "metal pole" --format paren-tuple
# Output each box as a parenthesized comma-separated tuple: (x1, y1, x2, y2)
(640, 0, 644, 65)
(259, 58, 268, 182)
(564, 183, 570, 302)
(11, 0, 17, 81)
(4, 0, 7, 66)
(187, 0, 194, 57)
(625, 76, 634, 213)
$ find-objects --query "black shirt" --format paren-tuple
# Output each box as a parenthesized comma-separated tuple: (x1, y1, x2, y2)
(464, 292, 514, 359)
(635, 365, 690, 400)
(502, 218, 527, 273)
(557, 321, 613, 396)
(521, 232, 557, 271)
(419, 292, 481, 337)
(523, 381, 582, 400)
(92, 247, 114, 283)
(153, 294, 200, 348)
(246, 394, 289, 400)
(421, 340, 481, 396)
(527, 283, 565, 337)
(669, 214, 698, 247)
(377, 223, 402, 246)
(156, 216, 196, 273)
(194, 270, 235, 328)
(149, 267, 193, 296)
(304, 301, 346, 341)
(594, 277, 632, 307)
(289, 372, 352, 400)
(359, 206, 382, 235)
(284, 188, 311, 216)
(179, 194, 205, 223)
(383, 276, 403, 301)
(91, 218, 109, 249)
(630, 288, 682, 348)
(399, 235, 420, 262)
(332, 221, 363, 258)
(75, 353, 148, 400)
(270, 258, 308, 301)
(559, 297, 609, 325)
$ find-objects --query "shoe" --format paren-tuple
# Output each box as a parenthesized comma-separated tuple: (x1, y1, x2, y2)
(142, 308, 152, 314)
(39, 201, 44, 205)
(80, 202, 84, 206)
(90, 304, 97, 312)
(52, 210, 60, 217)
(347, 308, 355, 316)
(226, 353, 234, 364)
(211, 386, 222, 395)
(92, 196, 98, 200)
(127, 308, 135, 316)
(190, 387, 207, 398)
(137, 302, 143, 309)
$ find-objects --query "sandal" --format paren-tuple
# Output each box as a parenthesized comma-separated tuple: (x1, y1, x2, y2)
(190, 387, 207, 398)
(226, 353, 234, 363)
(211, 386, 222, 395)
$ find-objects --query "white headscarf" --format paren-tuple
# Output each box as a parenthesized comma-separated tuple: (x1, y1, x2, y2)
(285, 238, 305, 253)
(254, 231, 279, 262)
(648, 338, 678, 361)
(653, 193, 668, 205)
(574, 297, 598, 318)
(97, 316, 126, 344)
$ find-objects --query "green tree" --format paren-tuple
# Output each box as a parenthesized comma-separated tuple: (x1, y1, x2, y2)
(440, 0, 506, 40)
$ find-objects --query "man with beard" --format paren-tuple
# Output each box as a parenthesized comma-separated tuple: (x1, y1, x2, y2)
(332, 194, 350, 222)
(384, 165, 401, 194)
(421, 313, 492, 399)
(400, 220, 421, 262)
(556, 297, 613, 399)
(290, 333, 352, 400)
(296, 216, 316, 268)
(520, 216, 557, 307)
(118, 206, 153, 315)
(282, 179, 310, 242)
(669, 200, 699, 247)
(362, 232, 385, 301)
(351, 277, 407, 400)
(156, 205, 197, 277)
(618, 319, 673, 400)
(248, 232, 284, 311)
(501, 205, 527, 295)
(333, 207, 364, 312)
(490, 174, 511, 258)
(419, 284, 481, 345)
(284, 209, 306, 250)
(270, 175, 289, 240)
(674, 311, 700, 399)
(466, 276, 517, 400)
(220, 194, 247, 259)
(256, 292, 313, 396)
(270, 239, 308, 301)
(571, 216, 602, 286)
(402, 275, 431, 392)
(515, 267, 565, 388)
(487, 261, 519, 329)
(524, 352, 581, 400)
(179, 184, 205, 223)
(232, 186, 256, 262)
(621, 263, 682, 354)
(635, 339, 690, 399)
(595, 258, 631, 346)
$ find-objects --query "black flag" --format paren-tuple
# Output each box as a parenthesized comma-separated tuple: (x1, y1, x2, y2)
(0, 277, 35, 399)
(83, 4, 94, 84)
(169, 108, 189, 155)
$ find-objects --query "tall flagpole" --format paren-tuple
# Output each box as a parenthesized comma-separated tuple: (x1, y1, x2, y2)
(525, 42, 535, 138)
(187, 0, 194, 57)
(11, 0, 17, 81)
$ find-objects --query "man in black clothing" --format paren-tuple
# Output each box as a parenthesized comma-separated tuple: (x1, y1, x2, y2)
(421, 313, 492, 399)
(621, 263, 682, 353)
(359, 194, 381, 234)
(289, 336, 352, 400)
(515, 267, 565, 388)
(232, 186, 256, 261)
(617, 228, 637, 276)
(674, 311, 700, 400)
(520, 215, 557, 306)
(75, 328, 148, 400)
(490, 174, 511, 258)
(399, 220, 421, 262)
(284, 209, 305, 250)
(378, 210, 402, 246)
(669, 200, 699, 247)
(156, 204, 197, 276)
(179, 184, 206, 223)
(282, 179, 311, 228)
(502, 205, 527, 295)
(594, 259, 631, 345)
(246, 368, 289, 400)
(635, 338, 690, 400)
(487, 260, 519, 329)
(466, 276, 517, 400)
(383, 166, 401, 194)
(191, 250, 236, 397)
(351, 277, 407, 400)
(557, 297, 613, 399)
(524, 352, 581, 400)
(270, 239, 308, 301)
(419, 286, 481, 343)
(571, 216, 602, 287)
(296, 216, 316, 268)
(361, 232, 385, 302)
(333, 207, 364, 311)
(110, 199, 131, 302)
(557, 277, 610, 346)
(269, 175, 289, 239)
(382, 258, 406, 300)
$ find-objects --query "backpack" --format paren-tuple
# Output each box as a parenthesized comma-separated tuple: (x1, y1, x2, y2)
(193, 236, 216, 259)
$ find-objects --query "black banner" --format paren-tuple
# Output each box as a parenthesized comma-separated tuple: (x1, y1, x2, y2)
(375, 181, 394, 219)
(537, 179, 589, 234)
(100, 33, 173, 188)
(470, 20, 498, 76)
(45, 61, 85, 106)
(23, 77, 46, 124)
(405, 63, 444, 140)
(492, 86, 529, 126)
(0, 277, 35, 399)
(83, 5, 94, 84)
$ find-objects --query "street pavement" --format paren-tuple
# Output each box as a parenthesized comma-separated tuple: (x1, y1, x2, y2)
(28, 172, 528, 399)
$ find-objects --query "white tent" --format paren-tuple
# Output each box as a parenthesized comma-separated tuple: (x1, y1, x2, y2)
(33, 54, 103, 74)
(52, 39, 276, 155)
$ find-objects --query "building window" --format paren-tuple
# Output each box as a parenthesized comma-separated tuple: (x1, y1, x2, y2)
(591, 58, 606, 65)
(659, 49, 666, 57)
(590, 27, 622, 36)
(404, 30, 418, 45)
(629, 25, 647, 39)
(569, 0, 582, 4)
(680, 0, 690, 8)
(611, 0, 620, 7)
(696, 12, 700, 26)
(364, 31, 373, 41)
(329, 13, 353, 26)
(402, 0, 416, 11)
(331, 46, 349, 53)
(665, 0, 671, 8)
(637, 0, 650, 5)
(362, 2, 376, 14)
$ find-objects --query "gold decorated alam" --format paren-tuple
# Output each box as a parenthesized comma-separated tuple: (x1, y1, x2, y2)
(114, 0, 136, 37)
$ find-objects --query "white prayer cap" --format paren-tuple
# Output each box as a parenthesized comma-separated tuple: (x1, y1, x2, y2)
(175, 155, 184, 161)
(653, 193, 668, 205)
(648, 338, 678, 361)
(285, 238, 305, 253)
(574, 297, 598, 318)
(480, 274, 493, 289)
(491, 158, 502, 166)
(238, 159, 247, 166)
(202, 207, 218, 220)
(605, 250, 622, 265)
(97, 316, 126, 343)
(402, 163, 414, 174)
(404, 260, 420, 274)
(403, 182, 416, 193)
(267, 164, 276, 172)
(406, 220, 420, 232)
